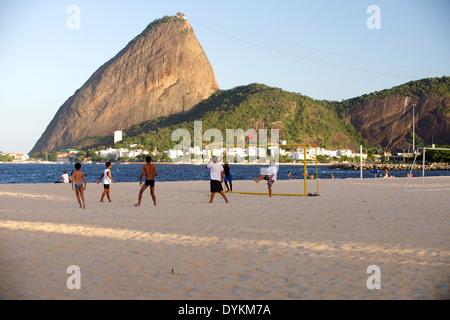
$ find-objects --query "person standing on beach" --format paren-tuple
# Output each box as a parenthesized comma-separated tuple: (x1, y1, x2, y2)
(135, 156, 158, 206)
(254, 160, 278, 197)
(223, 163, 233, 192)
(206, 157, 228, 203)
(72, 163, 86, 209)
(97, 161, 115, 202)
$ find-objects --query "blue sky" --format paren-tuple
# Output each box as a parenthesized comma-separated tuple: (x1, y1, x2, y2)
(1, 0, 449, 154)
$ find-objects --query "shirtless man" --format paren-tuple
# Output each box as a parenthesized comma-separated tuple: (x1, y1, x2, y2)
(135, 156, 158, 206)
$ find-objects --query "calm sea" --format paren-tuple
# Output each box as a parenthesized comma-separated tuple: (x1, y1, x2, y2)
(1, 163, 449, 184)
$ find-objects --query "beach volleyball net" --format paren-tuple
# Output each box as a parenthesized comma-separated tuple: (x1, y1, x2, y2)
(405, 147, 450, 192)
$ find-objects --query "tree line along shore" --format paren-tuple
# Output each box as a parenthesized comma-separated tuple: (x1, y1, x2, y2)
(329, 163, 450, 171)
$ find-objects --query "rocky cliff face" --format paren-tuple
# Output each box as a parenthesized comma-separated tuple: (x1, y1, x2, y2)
(347, 94, 450, 151)
(30, 15, 219, 154)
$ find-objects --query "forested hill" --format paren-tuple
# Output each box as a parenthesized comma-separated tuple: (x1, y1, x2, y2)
(75, 83, 365, 152)
(333, 76, 450, 151)
(75, 77, 450, 154)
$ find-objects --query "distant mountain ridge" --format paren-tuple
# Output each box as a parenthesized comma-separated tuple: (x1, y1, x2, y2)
(336, 76, 450, 151)
(30, 14, 219, 154)
(73, 77, 450, 154)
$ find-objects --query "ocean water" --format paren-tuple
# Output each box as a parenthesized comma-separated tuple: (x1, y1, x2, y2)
(1, 163, 449, 184)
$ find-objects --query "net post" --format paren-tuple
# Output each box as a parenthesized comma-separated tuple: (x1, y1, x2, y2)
(422, 148, 426, 191)
(360, 145, 363, 180)
(304, 144, 307, 196)
(316, 145, 319, 194)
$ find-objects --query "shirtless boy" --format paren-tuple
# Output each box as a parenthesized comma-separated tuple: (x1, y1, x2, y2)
(72, 163, 86, 209)
(135, 156, 158, 206)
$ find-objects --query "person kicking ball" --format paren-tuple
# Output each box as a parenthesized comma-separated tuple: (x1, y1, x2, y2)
(254, 160, 278, 197)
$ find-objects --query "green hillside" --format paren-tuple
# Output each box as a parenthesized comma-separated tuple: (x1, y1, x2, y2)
(75, 83, 365, 152)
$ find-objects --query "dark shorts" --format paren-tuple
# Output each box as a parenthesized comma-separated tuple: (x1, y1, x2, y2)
(103, 184, 110, 189)
(210, 180, 223, 193)
(263, 175, 275, 187)
(224, 174, 232, 182)
(145, 180, 155, 187)
(75, 183, 83, 189)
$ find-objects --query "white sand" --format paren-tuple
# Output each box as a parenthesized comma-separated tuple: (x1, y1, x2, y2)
(0, 177, 449, 300)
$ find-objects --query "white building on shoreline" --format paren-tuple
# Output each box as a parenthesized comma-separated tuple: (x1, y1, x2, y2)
(96, 147, 149, 160)
(166, 145, 366, 163)
(5, 153, 29, 162)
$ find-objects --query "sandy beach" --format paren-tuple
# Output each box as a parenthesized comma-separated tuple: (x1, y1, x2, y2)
(0, 177, 449, 300)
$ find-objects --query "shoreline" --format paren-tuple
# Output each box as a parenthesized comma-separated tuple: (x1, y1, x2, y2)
(1, 175, 448, 186)
(4, 161, 450, 170)
(2, 161, 331, 165)
(0, 176, 405, 186)
(330, 162, 450, 171)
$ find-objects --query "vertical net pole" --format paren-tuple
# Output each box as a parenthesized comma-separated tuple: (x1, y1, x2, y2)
(304, 145, 307, 196)
(422, 148, 426, 191)
(360, 145, 363, 180)
(316, 146, 319, 194)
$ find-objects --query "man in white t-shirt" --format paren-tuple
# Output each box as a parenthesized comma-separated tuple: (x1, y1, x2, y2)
(96, 161, 115, 202)
(206, 157, 229, 203)
(60, 171, 69, 183)
(254, 160, 278, 197)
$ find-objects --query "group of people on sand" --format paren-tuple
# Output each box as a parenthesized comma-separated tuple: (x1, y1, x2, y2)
(67, 156, 280, 208)
(69, 156, 158, 209)
(206, 157, 278, 201)
(288, 170, 318, 180)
